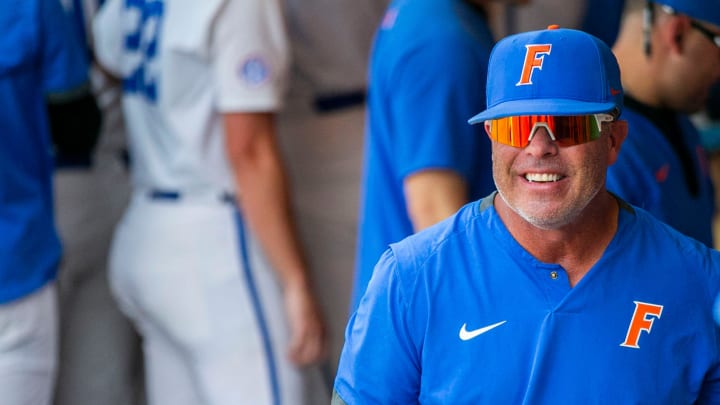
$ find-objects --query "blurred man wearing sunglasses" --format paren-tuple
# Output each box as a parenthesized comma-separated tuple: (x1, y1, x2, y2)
(333, 26, 720, 404)
(608, 0, 720, 247)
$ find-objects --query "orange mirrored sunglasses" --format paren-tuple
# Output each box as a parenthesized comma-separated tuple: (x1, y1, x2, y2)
(486, 114, 614, 148)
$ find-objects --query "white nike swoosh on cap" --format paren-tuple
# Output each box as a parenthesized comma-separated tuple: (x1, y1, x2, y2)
(459, 320, 507, 341)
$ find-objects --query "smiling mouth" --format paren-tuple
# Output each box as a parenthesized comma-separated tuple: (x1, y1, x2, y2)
(524, 173, 563, 183)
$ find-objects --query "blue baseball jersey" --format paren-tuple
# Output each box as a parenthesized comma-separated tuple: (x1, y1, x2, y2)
(353, 0, 496, 311)
(336, 193, 720, 404)
(0, 0, 89, 303)
(607, 107, 715, 247)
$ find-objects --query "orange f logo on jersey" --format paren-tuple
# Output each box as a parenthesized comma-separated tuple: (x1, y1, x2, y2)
(620, 301, 664, 349)
(516, 44, 552, 86)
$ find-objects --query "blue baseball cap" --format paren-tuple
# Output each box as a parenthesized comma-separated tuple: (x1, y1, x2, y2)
(652, 0, 720, 27)
(468, 26, 623, 124)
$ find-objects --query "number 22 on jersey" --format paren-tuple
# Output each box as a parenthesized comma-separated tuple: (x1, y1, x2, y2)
(123, 0, 164, 102)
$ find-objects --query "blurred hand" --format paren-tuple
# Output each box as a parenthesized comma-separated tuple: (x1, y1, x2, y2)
(284, 279, 327, 366)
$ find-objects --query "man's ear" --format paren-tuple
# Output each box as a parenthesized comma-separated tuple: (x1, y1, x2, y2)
(660, 14, 691, 54)
(484, 121, 492, 139)
(607, 120, 628, 165)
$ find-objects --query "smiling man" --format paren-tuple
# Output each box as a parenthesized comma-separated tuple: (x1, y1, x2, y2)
(332, 26, 720, 404)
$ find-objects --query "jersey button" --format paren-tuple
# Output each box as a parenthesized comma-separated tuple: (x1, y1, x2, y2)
(550, 271, 559, 280)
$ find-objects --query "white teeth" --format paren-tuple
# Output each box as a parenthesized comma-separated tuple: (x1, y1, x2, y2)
(525, 173, 561, 182)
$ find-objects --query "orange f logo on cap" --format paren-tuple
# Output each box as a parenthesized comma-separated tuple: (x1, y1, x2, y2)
(517, 44, 552, 86)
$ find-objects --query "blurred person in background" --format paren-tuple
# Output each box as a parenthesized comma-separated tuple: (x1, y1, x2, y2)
(0, 0, 98, 403)
(608, 0, 720, 247)
(93, 0, 328, 403)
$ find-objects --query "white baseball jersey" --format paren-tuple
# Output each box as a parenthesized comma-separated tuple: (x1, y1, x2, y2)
(94, 0, 289, 194)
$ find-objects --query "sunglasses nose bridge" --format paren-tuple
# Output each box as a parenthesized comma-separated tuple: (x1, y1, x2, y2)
(528, 122, 556, 144)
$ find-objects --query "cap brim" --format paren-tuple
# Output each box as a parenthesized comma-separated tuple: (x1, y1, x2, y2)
(468, 99, 618, 124)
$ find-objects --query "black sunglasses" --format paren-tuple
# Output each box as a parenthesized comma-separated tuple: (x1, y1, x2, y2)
(689, 20, 720, 49)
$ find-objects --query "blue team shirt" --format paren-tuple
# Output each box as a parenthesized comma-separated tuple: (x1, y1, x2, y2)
(353, 0, 496, 311)
(0, 0, 88, 303)
(579, 0, 625, 46)
(607, 108, 715, 247)
(336, 193, 720, 404)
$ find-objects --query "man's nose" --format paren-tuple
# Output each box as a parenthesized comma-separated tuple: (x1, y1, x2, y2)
(525, 127, 559, 156)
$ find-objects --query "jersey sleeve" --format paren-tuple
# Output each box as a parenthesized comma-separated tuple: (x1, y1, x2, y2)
(390, 32, 489, 183)
(41, 0, 89, 95)
(210, 0, 289, 113)
(334, 249, 423, 404)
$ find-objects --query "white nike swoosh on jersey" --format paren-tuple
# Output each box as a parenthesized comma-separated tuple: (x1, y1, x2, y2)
(458, 320, 507, 341)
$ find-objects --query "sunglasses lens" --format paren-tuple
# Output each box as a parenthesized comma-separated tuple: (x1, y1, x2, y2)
(488, 115, 603, 148)
(553, 115, 602, 146)
(488, 116, 528, 148)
